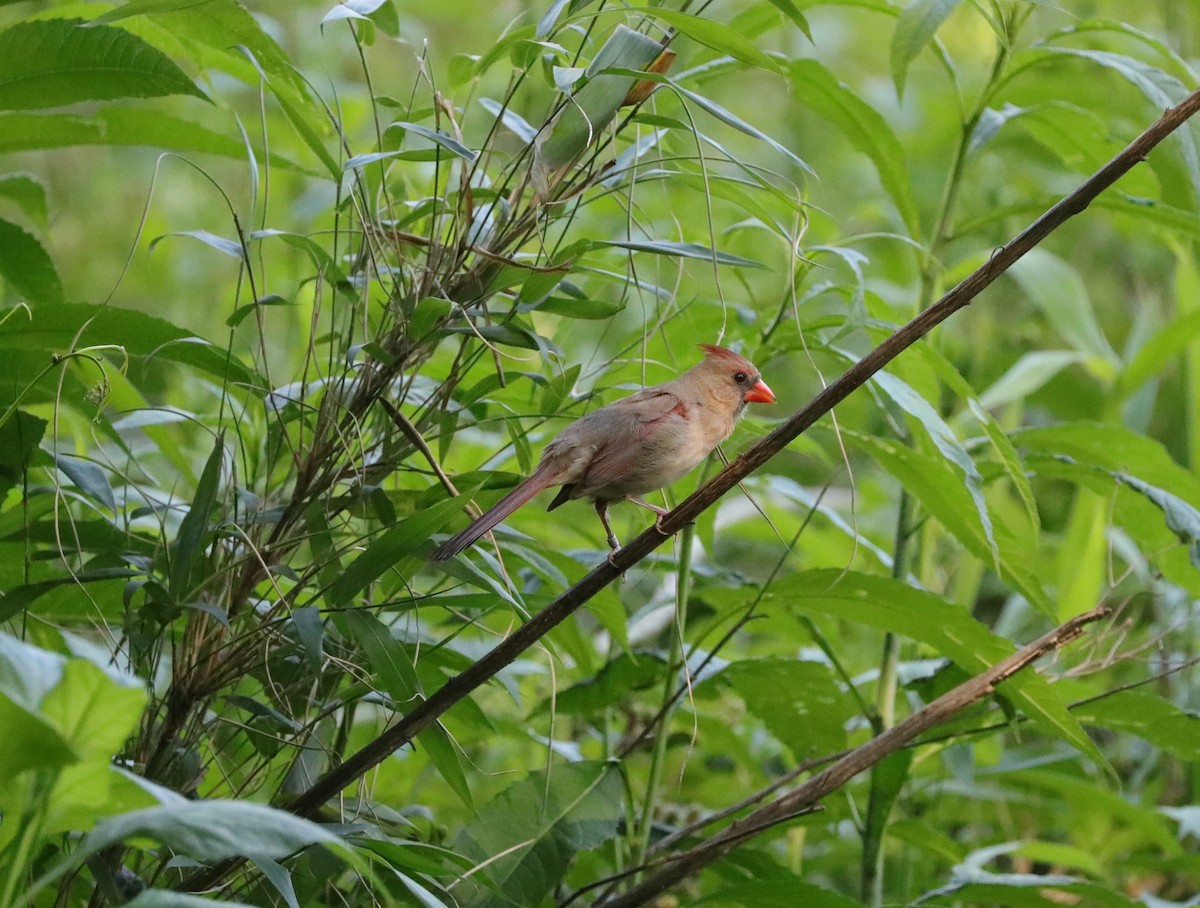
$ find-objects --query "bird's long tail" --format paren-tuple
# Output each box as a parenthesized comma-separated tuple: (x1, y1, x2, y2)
(431, 466, 558, 560)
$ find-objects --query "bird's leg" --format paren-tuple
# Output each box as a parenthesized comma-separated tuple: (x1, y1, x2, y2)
(595, 500, 622, 563)
(628, 496, 673, 536)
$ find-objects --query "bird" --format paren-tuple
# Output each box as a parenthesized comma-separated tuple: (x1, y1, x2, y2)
(431, 344, 775, 560)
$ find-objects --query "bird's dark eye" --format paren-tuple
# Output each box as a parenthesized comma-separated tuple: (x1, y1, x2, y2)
(734, 371, 747, 383)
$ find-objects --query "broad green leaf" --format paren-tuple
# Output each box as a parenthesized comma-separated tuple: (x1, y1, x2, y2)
(0, 217, 63, 304)
(635, 7, 783, 75)
(0, 302, 262, 390)
(0, 110, 302, 169)
(758, 570, 1107, 769)
(78, 800, 344, 862)
(1039, 47, 1200, 201)
(1008, 249, 1118, 363)
(1117, 307, 1200, 399)
(699, 658, 852, 759)
(1110, 469, 1200, 567)
(417, 721, 475, 811)
(847, 431, 1052, 615)
(1074, 691, 1200, 761)
(553, 651, 666, 715)
(871, 368, 995, 558)
(979, 351, 1098, 410)
(0, 410, 46, 501)
(1054, 489, 1107, 621)
(169, 431, 225, 601)
(0, 696, 75, 778)
(0, 173, 48, 224)
(891, 0, 963, 98)
(790, 59, 920, 234)
(1014, 423, 1200, 509)
(55, 454, 116, 512)
(454, 761, 623, 906)
(0, 19, 206, 110)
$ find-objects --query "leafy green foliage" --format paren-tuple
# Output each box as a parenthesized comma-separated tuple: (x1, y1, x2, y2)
(1, 1, 1199, 906)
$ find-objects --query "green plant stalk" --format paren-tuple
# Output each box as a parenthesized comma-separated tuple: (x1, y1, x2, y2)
(861, 491, 911, 905)
(917, 7, 1026, 311)
(632, 521, 696, 880)
(0, 773, 53, 908)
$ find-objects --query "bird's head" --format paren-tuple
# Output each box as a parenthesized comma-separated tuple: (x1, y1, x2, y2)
(696, 344, 775, 409)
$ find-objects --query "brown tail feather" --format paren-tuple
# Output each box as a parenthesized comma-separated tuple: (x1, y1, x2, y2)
(431, 467, 559, 560)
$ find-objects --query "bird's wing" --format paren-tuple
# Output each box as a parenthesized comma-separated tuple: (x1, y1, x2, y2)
(570, 388, 688, 490)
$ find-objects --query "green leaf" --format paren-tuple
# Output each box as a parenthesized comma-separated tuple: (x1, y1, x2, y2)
(700, 659, 852, 760)
(1117, 307, 1200, 398)
(1008, 249, 1118, 363)
(790, 59, 920, 234)
(591, 238, 766, 269)
(55, 454, 116, 512)
(697, 881, 861, 908)
(79, 800, 344, 862)
(417, 721, 475, 811)
(871, 368, 996, 560)
(847, 431, 1052, 615)
(0, 217, 63, 304)
(758, 570, 1107, 769)
(0, 173, 48, 224)
(327, 494, 467, 605)
(453, 762, 623, 906)
(0, 110, 303, 169)
(1015, 422, 1200, 509)
(384, 120, 477, 162)
(341, 609, 419, 701)
(1110, 469, 1200, 567)
(0, 18, 206, 110)
(978, 351, 1098, 410)
(0, 410, 46, 502)
(1040, 47, 1200, 199)
(124, 892, 259, 908)
(169, 431, 224, 601)
(891, 0, 963, 98)
(554, 651, 667, 715)
(635, 7, 783, 75)
(0, 302, 262, 390)
(1074, 691, 1200, 760)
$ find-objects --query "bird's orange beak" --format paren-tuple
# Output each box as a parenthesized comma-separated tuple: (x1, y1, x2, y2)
(744, 380, 775, 404)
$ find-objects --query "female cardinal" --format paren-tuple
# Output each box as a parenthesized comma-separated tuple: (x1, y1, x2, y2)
(431, 344, 774, 560)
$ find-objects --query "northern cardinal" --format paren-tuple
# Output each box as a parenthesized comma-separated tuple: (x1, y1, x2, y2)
(431, 344, 774, 560)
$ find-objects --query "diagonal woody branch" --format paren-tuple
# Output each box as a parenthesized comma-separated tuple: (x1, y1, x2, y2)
(179, 88, 1200, 893)
(591, 605, 1111, 908)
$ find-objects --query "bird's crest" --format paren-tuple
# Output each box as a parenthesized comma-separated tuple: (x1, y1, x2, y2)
(698, 343, 752, 368)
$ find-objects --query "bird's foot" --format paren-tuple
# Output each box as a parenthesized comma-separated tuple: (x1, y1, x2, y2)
(653, 514, 671, 536)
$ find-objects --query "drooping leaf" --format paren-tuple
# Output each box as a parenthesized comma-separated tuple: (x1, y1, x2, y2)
(790, 59, 920, 234)
(891, 0, 963, 98)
